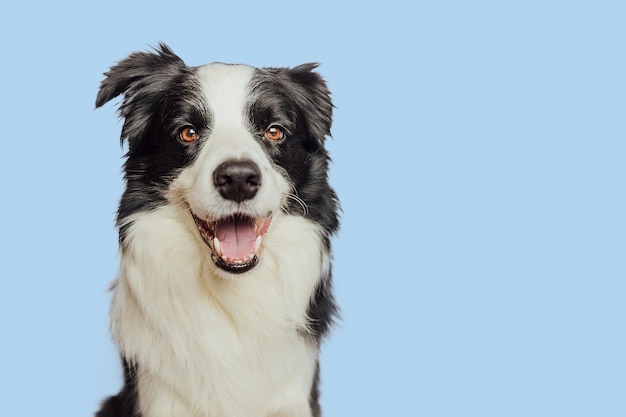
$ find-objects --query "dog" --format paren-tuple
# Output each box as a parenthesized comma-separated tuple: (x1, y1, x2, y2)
(94, 43, 339, 417)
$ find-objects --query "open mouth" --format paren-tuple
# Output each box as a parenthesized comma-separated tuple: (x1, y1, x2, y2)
(191, 212, 272, 274)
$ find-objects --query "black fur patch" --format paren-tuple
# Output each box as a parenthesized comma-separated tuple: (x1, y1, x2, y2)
(249, 67, 339, 236)
(95, 359, 138, 417)
(96, 44, 210, 243)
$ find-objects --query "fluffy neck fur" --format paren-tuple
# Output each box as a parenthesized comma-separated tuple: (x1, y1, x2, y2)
(111, 203, 326, 417)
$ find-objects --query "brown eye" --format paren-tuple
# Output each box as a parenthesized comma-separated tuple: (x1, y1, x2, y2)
(264, 126, 285, 141)
(179, 127, 199, 142)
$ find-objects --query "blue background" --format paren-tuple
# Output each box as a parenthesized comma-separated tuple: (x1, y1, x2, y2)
(1, 1, 624, 416)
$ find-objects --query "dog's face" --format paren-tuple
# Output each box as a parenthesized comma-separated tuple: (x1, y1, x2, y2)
(96, 44, 338, 275)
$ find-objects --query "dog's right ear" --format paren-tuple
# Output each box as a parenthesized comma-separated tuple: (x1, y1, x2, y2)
(95, 43, 186, 147)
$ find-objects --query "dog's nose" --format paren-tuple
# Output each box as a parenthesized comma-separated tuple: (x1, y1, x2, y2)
(213, 160, 262, 202)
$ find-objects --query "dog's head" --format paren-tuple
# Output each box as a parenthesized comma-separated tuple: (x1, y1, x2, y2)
(96, 44, 338, 275)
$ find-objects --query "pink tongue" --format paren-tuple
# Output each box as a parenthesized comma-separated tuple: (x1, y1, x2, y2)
(215, 217, 256, 260)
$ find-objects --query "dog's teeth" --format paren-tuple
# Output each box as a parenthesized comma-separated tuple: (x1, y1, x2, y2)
(213, 237, 221, 256)
(254, 236, 262, 253)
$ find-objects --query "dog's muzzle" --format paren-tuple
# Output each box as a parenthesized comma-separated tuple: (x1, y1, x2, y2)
(191, 160, 272, 274)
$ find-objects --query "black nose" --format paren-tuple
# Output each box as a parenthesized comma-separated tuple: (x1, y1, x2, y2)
(213, 160, 262, 202)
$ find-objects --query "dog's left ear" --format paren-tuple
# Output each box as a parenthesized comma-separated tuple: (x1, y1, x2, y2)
(270, 64, 334, 143)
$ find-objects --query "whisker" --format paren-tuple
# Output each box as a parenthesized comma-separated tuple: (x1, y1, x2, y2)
(287, 192, 309, 215)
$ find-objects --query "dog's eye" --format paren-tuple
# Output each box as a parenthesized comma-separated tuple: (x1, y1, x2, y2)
(179, 127, 199, 142)
(264, 126, 285, 141)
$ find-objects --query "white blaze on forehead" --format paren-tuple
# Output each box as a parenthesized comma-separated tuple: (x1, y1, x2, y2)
(197, 63, 256, 130)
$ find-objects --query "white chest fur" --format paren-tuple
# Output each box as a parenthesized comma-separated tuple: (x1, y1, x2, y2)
(110, 205, 325, 417)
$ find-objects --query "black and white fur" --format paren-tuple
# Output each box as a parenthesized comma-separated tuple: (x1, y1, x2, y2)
(95, 44, 339, 417)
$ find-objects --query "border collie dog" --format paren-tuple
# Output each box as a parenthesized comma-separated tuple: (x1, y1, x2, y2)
(95, 44, 339, 417)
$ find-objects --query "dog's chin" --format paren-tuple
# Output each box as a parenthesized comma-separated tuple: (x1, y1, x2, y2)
(191, 211, 272, 275)
(213, 254, 259, 274)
